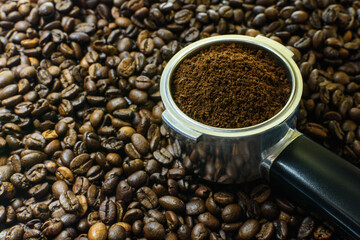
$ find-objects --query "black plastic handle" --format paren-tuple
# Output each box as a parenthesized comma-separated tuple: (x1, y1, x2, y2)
(269, 135, 360, 239)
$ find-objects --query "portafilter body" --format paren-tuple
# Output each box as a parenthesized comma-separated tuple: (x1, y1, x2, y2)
(160, 35, 360, 239)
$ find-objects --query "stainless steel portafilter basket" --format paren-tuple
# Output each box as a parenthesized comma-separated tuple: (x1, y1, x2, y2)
(160, 35, 302, 184)
(160, 35, 360, 239)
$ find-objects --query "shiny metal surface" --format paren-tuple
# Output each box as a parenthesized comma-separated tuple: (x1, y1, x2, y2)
(260, 129, 302, 181)
(160, 35, 303, 184)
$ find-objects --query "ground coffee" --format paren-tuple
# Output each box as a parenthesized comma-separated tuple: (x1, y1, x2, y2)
(171, 43, 292, 128)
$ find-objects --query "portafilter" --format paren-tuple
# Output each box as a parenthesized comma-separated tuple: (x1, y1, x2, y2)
(160, 35, 360, 239)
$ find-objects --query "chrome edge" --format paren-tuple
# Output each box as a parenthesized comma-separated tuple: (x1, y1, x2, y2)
(259, 129, 303, 181)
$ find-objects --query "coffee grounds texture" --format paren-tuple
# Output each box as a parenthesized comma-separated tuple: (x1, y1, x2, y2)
(171, 43, 292, 128)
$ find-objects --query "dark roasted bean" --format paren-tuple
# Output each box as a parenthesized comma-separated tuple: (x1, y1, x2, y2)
(144, 221, 165, 240)
(297, 217, 315, 239)
(59, 190, 80, 212)
(191, 223, 209, 240)
(274, 220, 288, 240)
(88, 222, 107, 240)
(238, 219, 260, 239)
(99, 199, 117, 225)
(137, 186, 158, 209)
(256, 222, 274, 240)
(222, 204, 242, 223)
(159, 195, 185, 213)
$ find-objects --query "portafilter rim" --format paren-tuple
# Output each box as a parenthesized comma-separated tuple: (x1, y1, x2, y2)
(160, 35, 303, 138)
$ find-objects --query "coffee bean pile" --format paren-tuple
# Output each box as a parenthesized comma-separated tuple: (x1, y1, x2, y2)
(0, 0, 358, 239)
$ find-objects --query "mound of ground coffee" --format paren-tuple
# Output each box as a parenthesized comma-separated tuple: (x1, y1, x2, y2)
(171, 42, 292, 128)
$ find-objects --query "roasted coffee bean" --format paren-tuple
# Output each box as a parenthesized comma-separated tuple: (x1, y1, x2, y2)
(246, 199, 261, 219)
(139, 38, 154, 55)
(56, 166, 74, 184)
(70, 153, 92, 175)
(0, 71, 15, 88)
(174, 9, 193, 24)
(116, 180, 133, 203)
(77, 194, 88, 217)
(123, 208, 143, 224)
(108, 224, 126, 240)
(135, 75, 152, 90)
(106, 153, 122, 167)
(21, 150, 47, 169)
(131, 133, 150, 155)
(59, 149, 74, 167)
(118, 57, 136, 77)
(238, 219, 260, 239)
(194, 186, 211, 199)
(73, 176, 90, 195)
(23, 228, 46, 239)
(125, 143, 141, 159)
(174, 224, 189, 240)
(42, 218, 63, 237)
(99, 199, 116, 225)
(186, 198, 206, 215)
(165, 210, 179, 230)
(252, 13, 266, 28)
(87, 185, 104, 209)
(127, 170, 148, 189)
(274, 220, 288, 240)
(144, 221, 165, 240)
(25, 163, 46, 183)
(52, 180, 69, 199)
(153, 148, 173, 165)
(250, 184, 271, 203)
(131, 219, 143, 236)
(88, 222, 107, 240)
(6, 224, 24, 240)
(33, 203, 50, 220)
(10, 173, 29, 190)
(198, 212, 220, 229)
(297, 217, 315, 239)
(102, 168, 122, 193)
(206, 196, 222, 216)
(221, 221, 242, 233)
(0, 165, 15, 182)
(28, 182, 49, 199)
(0, 182, 16, 200)
(213, 192, 234, 205)
(256, 222, 275, 240)
(123, 158, 143, 175)
(101, 138, 124, 152)
(222, 204, 242, 223)
(6, 205, 16, 224)
(0, 84, 18, 100)
(191, 223, 210, 240)
(261, 201, 279, 220)
(16, 206, 33, 222)
(24, 133, 46, 149)
(59, 190, 80, 212)
(147, 209, 165, 225)
(291, 10, 308, 23)
(129, 89, 148, 105)
(107, 97, 128, 113)
(0, 205, 6, 222)
(87, 211, 101, 226)
(159, 195, 185, 213)
(137, 186, 158, 209)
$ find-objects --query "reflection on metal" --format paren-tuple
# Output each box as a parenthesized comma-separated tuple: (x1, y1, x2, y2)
(160, 35, 303, 184)
(260, 128, 302, 181)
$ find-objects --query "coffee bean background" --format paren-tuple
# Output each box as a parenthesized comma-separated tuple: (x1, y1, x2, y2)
(0, 0, 359, 239)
